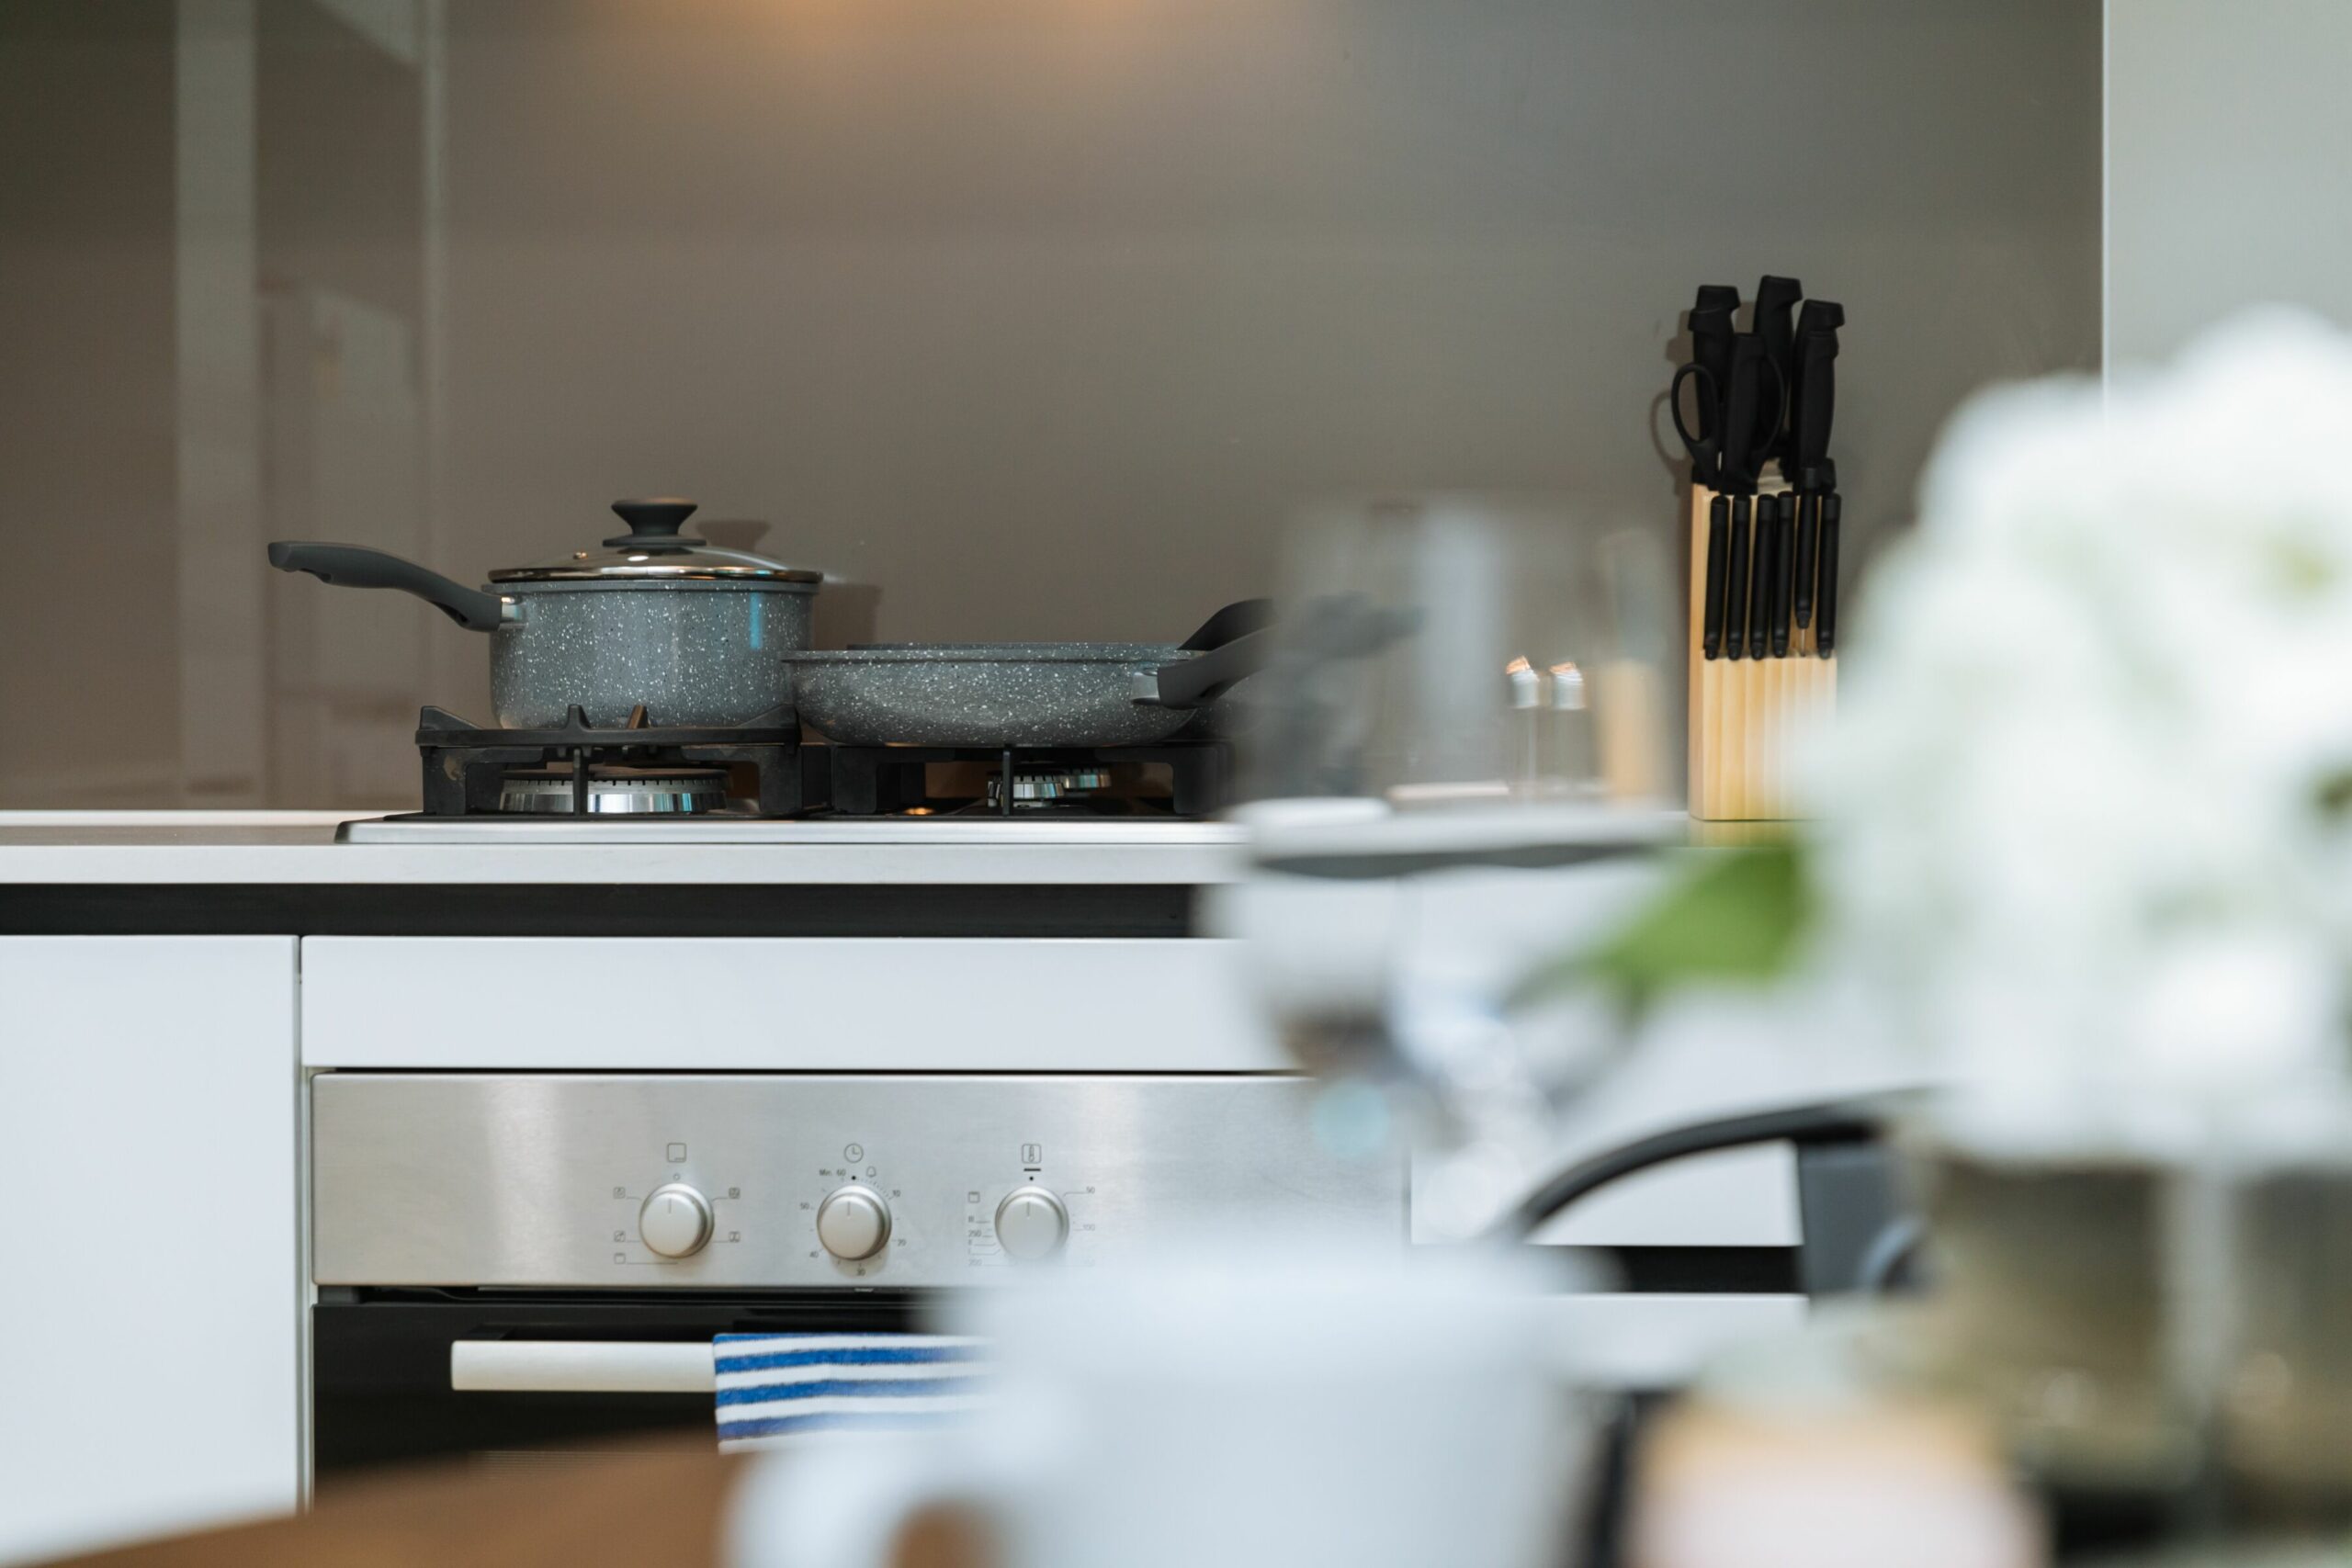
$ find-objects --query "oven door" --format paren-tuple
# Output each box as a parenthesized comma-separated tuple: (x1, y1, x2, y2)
(311, 1287, 925, 1482)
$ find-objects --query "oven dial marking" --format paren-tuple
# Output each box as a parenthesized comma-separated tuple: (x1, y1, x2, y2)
(816, 1185, 892, 1261)
(639, 1182, 714, 1258)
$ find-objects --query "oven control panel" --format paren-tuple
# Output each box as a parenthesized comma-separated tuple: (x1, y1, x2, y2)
(311, 1073, 1401, 1288)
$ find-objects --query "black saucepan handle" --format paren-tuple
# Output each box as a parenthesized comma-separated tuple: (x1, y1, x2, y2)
(267, 542, 506, 632)
(1149, 627, 1273, 709)
(1179, 599, 1278, 651)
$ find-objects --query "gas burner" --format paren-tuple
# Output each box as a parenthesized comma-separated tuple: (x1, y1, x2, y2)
(497, 766, 732, 816)
(984, 767, 1115, 810)
(410, 705, 816, 818)
(822, 743, 1230, 818)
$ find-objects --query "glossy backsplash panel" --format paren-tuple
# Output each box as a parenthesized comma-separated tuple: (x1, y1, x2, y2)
(0, 0, 2098, 805)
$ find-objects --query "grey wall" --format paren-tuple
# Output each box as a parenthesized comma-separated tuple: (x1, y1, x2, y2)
(0, 5, 181, 803)
(2108, 0, 2352, 367)
(2, 0, 2100, 806)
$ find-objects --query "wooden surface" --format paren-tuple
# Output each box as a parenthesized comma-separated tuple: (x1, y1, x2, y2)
(46, 1443, 748, 1568)
(41, 1441, 997, 1568)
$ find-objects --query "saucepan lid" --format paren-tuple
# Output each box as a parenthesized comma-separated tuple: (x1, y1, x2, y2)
(491, 499, 823, 584)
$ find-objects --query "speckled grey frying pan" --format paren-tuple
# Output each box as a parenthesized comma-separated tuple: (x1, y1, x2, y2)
(782, 602, 1272, 749)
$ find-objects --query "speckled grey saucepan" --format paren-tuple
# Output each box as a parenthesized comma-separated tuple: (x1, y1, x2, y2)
(268, 500, 821, 728)
(782, 602, 1273, 748)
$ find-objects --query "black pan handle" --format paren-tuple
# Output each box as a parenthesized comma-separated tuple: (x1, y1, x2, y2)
(1149, 627, 1272, 709)
(1180, 598, 1277, 651)
(267, 541, 506, 632)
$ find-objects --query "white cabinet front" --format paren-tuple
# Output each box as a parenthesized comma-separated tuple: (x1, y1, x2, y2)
(0, 937, 300, 1565)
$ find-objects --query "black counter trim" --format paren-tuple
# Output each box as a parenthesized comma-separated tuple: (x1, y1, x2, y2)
(1548, 1245, 1800, 1294)
(0, 883, 1197, 938)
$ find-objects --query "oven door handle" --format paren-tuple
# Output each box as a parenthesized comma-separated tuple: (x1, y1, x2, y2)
(449, 1340, 717, 1394)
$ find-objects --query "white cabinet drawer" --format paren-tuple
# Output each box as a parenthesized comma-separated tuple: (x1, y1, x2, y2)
(300, 936, 1286, 1071)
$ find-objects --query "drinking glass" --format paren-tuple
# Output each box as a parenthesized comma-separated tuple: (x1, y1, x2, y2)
(1239, 494, 1674, 812)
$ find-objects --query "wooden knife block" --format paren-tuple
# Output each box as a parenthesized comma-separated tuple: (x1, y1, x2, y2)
(1686, 479, 1836, 820)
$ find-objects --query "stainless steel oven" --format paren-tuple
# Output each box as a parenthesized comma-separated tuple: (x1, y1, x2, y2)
(309, 1072, 1403, 1479)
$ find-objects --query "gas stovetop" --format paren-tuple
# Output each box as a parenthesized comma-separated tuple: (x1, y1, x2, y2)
(334, 815, 1246, 844)
(387, 705, 1234, 828)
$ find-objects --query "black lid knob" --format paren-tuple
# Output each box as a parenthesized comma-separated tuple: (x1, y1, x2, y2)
(604, 498, 706, 550)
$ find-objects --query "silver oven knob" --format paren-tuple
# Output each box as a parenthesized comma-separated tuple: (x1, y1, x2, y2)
(639, 1183, 714, 1258)
(994, 1185, 1069, 1261)
(816, 1185, 892, 1261)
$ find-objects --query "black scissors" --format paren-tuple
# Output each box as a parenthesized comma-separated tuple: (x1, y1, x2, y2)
(1671, 326, 1784, 493)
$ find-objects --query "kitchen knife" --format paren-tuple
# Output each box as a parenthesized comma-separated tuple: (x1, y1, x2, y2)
(1789, 310, 1841, 628)
(1792, 493, 1817, 631)
(1769, 493, 1795, 658)
(1747, 493, 1775, 660)
(1717, 333, 1770, 494)
(1815, 494, 1841, 656)
(1787, 321, 1844, 486)
(1702, 494, 1729, 660)
(1724, 495, 1752, 660)
(1753, 276, 1803, 464)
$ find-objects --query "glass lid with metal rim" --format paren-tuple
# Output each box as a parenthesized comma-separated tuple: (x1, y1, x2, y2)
(490, 498, 824, 583)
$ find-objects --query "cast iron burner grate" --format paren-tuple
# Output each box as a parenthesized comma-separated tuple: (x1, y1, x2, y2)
(412, 705, 817, 818)
(818, 742, 1231, 818)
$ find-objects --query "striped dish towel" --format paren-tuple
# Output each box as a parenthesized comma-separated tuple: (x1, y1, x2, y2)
(713, 1333, 991, 1451)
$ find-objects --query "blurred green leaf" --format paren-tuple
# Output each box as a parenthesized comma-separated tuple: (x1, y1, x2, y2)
(2317, 769, 2352, 818)
(1510, 840, 1814, 1013)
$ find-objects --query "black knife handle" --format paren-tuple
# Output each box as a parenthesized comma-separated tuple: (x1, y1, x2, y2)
(1770, 496, 1795, 658)
(1724, 495, 1751, 660)
(1792, 494, 1818, 629)
(1756, 276, 1802, 359)
(1816, 494, 1841, 656)
(1754, 276, 1803, 462)
(1795, 299, 1846, 339)
(1702, 495, 1729, 660)
(1718, 335, 1769, 494)
(1747, 494, 1775, 660)
(1792, 328, 1840, 479)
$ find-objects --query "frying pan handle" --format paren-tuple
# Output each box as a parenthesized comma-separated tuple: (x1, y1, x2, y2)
(1148, 628, 1272, 709)
(268, 541, 508, 632)
(1179, 599, 1276, 651)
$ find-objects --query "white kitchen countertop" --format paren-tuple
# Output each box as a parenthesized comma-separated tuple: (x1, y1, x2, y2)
(0, 811, 1251, 885)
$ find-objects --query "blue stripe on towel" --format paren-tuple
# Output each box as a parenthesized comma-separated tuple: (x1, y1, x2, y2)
(715, 1375, 979, 1406)
(714, 1333, 992, 1450)
(714, 1345, 986, 1376)
(719, 1409, 963, 1442)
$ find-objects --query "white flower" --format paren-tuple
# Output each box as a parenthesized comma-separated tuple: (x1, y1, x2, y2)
(1805, 310, 2352, 1098)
